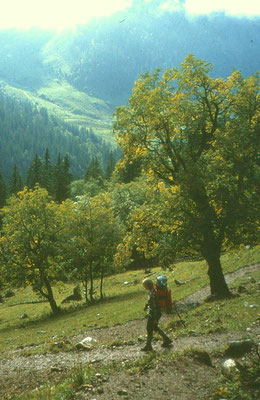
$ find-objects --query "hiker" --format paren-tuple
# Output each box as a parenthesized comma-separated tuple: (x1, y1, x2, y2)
(141, 278, 172, 351)
(155, 275, 173, 314)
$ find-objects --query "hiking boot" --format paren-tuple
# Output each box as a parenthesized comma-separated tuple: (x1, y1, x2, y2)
(141, 345, 153, 352)
(162, 339, 172, 348)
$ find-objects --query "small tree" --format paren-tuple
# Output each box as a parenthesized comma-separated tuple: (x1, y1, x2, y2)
(53, 153, 73, 203)
(114, 55, 260, 299)
(26, 154, 43, 189)
(111, 177, 158, 271)
(0, 186, 73, 313)
(67, 193, 121, 302)
(105, 150, 116, 180)
(41, 148, 54, 196)
(85, 157, 103, 185)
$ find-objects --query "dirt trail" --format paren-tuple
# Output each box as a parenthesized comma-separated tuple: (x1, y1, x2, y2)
(0, 263, 259, 400)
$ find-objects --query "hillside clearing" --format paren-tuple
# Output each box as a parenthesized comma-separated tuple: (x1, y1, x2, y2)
(0, 262, 259, 400)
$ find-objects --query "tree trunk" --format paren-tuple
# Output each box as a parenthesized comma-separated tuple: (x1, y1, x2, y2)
(189, 182, 232, 299)
(204, 252, 232, 299)
(44, 278, 60, 313)
(82, 275, 88, 303)
(100, 263, 104, 299)
(89, 261, 94, 302)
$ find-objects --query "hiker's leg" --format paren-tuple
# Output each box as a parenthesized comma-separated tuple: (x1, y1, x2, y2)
(146, 318, 154, 346)
(154, 325, 172, 346)
(141, 318, 153, 351)
(156, 326, 169, 340)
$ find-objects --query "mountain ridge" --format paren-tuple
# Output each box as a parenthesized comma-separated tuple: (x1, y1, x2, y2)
(0, 3, 259, 180)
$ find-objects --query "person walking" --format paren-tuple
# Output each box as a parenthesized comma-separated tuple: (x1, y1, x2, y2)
(141, 278, 172, 351)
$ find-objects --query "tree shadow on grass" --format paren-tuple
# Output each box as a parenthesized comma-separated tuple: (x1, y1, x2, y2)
(0, 290, 144, 334)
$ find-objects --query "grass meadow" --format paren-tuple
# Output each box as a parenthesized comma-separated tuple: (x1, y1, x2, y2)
(1, 246, 259, 355)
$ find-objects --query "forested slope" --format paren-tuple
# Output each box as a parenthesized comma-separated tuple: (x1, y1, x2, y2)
(0, 91, 114, 180)
(0, 0, 259, 180)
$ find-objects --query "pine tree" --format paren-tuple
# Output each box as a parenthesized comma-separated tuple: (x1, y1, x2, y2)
(63, 154, 73, 197)
(26, 154, 43, 189)
(53, 153, 73, 203)
(105, 151, 116, 180)
(85, 157, 103, 184)
(8, 164, 23, 196)
(41, 148, 54, 196)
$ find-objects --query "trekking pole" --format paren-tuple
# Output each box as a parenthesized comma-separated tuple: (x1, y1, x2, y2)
(173, 301, 186, 328)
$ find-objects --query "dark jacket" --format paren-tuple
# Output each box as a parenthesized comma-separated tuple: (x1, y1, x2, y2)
(146, 289, 162, 321)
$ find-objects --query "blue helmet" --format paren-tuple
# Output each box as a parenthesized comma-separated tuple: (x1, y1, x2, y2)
(156, 275, 167, 289)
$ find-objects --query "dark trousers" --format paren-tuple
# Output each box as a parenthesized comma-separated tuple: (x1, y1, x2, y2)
(146, 316, 169, 345)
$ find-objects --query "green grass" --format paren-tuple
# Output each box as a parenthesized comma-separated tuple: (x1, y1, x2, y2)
(1, 246, 259, 400)
(169, 267, 260, 336)
(4, 80, 114, 140)
(0, 246, 259, 355)
(164, 245, 260, 301)
(0, 269, 147, 353)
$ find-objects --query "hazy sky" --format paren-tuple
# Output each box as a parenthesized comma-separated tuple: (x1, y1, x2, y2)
(1, 0, 260, 30)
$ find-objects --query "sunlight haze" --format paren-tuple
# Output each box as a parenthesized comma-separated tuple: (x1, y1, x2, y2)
(184, 0, 260, 17)
(0, 0, 132, 30)
(1, 0, 260, 31)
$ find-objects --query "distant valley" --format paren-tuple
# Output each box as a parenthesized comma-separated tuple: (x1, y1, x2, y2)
(0, 1, 259, 179)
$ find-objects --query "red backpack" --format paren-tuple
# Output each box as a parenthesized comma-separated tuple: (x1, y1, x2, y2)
(155, 275, 173, 314)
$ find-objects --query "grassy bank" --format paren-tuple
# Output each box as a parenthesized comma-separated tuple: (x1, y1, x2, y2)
(0, 246, 259, 354)
(0, 246, 259, 400)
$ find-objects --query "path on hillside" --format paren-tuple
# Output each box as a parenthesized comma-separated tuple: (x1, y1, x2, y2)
(0, 263, 259, 400)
